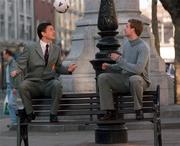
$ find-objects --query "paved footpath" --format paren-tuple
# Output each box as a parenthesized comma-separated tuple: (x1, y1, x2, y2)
(1, 118, 180, 146)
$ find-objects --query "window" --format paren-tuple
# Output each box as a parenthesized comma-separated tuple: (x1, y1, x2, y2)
(0, 20, 5, 38)
(8, 1, 15, 39)
(19, 16, 25, 39)
(19, 0, 24, 13)
(8, 22, 15, 39)
(26, 0, 31, 15)
(26, 17, 32, 40)
(0, 0, 5, 38)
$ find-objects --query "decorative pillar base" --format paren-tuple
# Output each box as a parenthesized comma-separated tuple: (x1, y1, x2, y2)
(95, 123, 128, 144)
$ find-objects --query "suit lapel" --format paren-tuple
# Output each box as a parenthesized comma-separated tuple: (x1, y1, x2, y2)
(35, 43, 44, 60)
(48, 44, 55, 62)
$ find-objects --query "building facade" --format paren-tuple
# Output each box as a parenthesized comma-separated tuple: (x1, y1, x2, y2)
(55, 0, 84, 54)
(34, 0, 55, 41)
(0, 0, 84, 51)
(0, 0, 34, 42)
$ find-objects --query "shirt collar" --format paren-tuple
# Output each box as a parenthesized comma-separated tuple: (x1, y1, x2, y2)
(40, 40, 50, 48)
(129, 38, 141, 46)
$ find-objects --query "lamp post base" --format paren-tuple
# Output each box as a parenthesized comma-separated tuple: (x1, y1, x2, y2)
(95, 123, 128, 144)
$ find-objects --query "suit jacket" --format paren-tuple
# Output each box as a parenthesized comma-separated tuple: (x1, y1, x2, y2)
(16, 42, 69, 81)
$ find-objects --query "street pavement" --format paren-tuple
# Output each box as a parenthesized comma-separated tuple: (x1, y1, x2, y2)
(1, 118, 180, 146)
(1, 96, 180, 146)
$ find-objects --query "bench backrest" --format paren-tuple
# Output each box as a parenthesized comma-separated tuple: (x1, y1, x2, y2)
(32, 93, 102, 121)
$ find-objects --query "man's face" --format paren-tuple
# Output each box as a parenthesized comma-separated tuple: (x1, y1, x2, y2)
(3, 52, 9, 61)
(124, 22, 134, 37)
(42, 25, 56, 41)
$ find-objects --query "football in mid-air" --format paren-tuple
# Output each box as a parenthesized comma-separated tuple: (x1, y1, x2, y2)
(53, 0, 70, 13)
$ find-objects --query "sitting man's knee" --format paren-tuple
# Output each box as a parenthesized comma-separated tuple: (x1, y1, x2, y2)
(53, 80, 63, 90)
(19, 81, 29, 91)
(129, 75, 143, 86)
(98, 73, 108, 84)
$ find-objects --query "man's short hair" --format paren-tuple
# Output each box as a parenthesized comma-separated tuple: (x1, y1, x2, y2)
(128, 19, 143, 36)
(4, 49, 13, 56)
(37, 22, 52, 39)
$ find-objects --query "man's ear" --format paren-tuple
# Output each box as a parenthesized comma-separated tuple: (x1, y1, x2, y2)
(41, 31, 45, 37)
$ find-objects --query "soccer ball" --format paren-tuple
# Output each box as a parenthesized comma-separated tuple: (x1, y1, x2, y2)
(53, 0, 70, 13)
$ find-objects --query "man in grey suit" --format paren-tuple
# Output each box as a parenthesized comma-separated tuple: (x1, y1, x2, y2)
(98, 19, 151, 121)
(11, 22, 77, 122)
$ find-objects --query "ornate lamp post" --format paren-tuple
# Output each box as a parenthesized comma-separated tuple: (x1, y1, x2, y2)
(91, 0, 119, 77)
(91, 0, 128, 144)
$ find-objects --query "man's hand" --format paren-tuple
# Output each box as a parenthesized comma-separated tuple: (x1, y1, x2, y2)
(11, 70, 18, 77)
(110, 52, 121, 61)
(102, 63, 110, 70)
(13, 89, 17, 96)
(68, 63, 77, 73)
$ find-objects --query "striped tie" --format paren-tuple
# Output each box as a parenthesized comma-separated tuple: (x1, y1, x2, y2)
(44, 44, 49, 66)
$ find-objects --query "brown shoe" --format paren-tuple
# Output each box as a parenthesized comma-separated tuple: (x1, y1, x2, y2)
(99, 110, 116, 121)
(136, 109, 144, 120)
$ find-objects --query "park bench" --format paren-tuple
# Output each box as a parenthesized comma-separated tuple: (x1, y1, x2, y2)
(16, 85, 162, 146)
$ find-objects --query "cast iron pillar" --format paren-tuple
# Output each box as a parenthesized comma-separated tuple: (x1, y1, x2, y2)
(90, 0, 128, 144)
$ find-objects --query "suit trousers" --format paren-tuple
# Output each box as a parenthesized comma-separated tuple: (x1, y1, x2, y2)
(19, 79, 62, 115)
(98, 73, 148, 111)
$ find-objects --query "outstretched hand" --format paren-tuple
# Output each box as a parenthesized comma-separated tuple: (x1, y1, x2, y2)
(68, 63, 77, 73)
(102, 63, 110, 70)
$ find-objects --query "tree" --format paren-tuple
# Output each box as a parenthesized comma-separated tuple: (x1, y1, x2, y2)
(152, 0, 160, 55)
(159, 0, 180, 103)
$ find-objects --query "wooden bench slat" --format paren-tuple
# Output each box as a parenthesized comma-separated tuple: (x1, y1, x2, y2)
(33, 104, 100, 110)
(33, 110, 104, 116)
(32, 99, 100, 105)
(119, 108, 154, 114)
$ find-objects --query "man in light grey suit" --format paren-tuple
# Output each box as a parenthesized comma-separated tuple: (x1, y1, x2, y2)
(98, 19, 151, 121)
(11, 22, 77, 122)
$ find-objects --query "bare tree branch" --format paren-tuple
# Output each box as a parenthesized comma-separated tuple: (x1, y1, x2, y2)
(159, 0, 180, 21)
(160, 0, 180, 102)
(152, 0, 160, 55)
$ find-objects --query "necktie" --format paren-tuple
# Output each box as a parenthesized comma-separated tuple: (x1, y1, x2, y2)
(44, 44, 49, 66)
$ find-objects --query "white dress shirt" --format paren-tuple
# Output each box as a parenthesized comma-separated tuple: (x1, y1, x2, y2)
(40, 40, 49, 56)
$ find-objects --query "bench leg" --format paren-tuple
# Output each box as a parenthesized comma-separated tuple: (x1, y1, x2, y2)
(17, 122, 29, 146)
(21, 124, 29, 146)
(95, 123, 128, 144)
(153, 118, 162, 146)
(17, 116, 21, 146)
(153, 105, 162, 146)
(17, 109, 29, 146)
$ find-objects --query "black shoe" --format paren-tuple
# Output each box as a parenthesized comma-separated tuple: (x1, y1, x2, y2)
(136, 109, 144, 120)
(99, 110, 116, 121)
(50, 114, 58, 123)
(26, 112, 36, 122)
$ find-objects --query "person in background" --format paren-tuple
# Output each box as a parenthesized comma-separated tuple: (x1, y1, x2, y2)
(98, 19, 151, 120)
(11, 22, 77, 123)
(3, 49, 19, 128)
